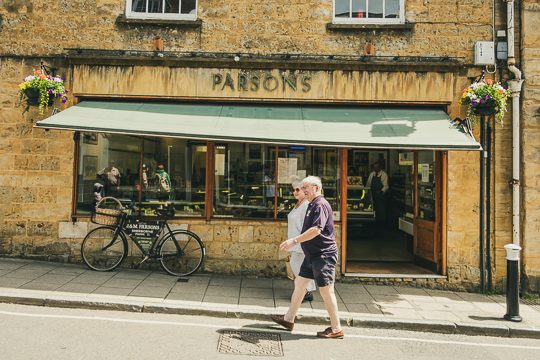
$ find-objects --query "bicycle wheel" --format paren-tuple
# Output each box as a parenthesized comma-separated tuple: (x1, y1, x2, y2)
(81, 226, 127, 271)
(159, 230, 205, 276)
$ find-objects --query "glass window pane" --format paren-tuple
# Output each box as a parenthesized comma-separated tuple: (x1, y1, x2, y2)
(385, 0, 400, 18)
(141, 138, 205, 217)
(368, 0, 383, 18)
(181, 0, 196, 14)
(313, 148, 340, 211)
(165, 0, 179, 13)
(147, 0, 163, 13)
(77, 133, 141, 214)
(335, 0, 350, 18)
(276, 146, 312, 219)
(352, 0, 367, 18)
(132, 0, 147, 12)
(214, 143, 274, 219)
(417, 151, 436, 221)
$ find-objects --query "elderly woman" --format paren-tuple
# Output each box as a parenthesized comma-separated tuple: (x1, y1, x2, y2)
(287, 177, 316, 302)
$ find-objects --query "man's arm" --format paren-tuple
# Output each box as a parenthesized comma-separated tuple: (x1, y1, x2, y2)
(381, 172, 389, 193)
(279, 226, 320, 252)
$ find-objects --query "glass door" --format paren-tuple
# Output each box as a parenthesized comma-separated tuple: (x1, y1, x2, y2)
(413, 151, 441, 271)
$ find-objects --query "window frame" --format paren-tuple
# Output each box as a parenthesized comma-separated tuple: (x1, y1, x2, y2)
(125, 0, 198, 21)
(332, 0, 405, 25)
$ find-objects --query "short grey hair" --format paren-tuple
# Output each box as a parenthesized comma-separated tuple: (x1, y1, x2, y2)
(302, 175, 323, 190)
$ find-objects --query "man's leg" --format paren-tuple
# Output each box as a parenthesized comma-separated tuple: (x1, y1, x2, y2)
(284, 276, 311, 323)
(319, 283, 342, 331)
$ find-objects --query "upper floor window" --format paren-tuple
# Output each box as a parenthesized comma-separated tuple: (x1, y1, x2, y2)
(127, 0, 197, 20)
(333, 0, 404, 24)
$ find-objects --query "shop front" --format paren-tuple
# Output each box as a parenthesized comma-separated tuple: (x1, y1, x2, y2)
(36, 59, 479, 281)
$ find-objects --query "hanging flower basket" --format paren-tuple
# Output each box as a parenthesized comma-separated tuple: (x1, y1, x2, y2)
(18, 69, 68, 114)
(459, 78, 510, 127)
(23, 87, 54, 107)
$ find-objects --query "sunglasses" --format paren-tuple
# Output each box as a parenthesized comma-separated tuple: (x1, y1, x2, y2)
(292, 188, 301, 193)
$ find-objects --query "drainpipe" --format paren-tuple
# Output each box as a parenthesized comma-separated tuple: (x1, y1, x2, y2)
(504, 0, 523, 248)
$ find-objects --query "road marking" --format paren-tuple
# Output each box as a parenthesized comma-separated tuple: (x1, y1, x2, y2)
(1, 309, 539, 350)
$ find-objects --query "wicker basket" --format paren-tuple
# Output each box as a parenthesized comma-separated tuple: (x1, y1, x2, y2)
(91, 197, 124, 226)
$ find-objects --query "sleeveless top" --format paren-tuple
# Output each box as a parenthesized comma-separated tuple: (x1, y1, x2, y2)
(287, 200, 309, 253)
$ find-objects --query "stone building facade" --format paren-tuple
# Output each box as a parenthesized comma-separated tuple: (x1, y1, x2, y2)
(0, 0, 538, 291)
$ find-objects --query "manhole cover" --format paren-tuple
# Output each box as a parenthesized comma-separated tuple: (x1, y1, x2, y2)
(217, 330, 283, 357)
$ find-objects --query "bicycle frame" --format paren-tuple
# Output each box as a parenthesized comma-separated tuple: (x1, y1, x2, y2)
(110, 214, 180, 260)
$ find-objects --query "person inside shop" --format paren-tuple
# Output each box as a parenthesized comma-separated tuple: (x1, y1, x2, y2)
(286, 176, 316, 303)
(366, 162, 389, 228)
(98, 161, 122, 197)
(92, 173, 106, 208)
(264, 165, 275, 200)
(155, 164, 172, 201)
(272, 176, 343, 339)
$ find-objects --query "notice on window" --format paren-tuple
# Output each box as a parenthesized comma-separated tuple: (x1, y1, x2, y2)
(278, 158, 298, 183)
(421, 164, 430, 183)
(215, 154, 225, 176)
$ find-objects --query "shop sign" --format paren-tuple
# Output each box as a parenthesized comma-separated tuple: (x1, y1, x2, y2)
(212, 71, 312, 93)
(125, 220, 162, 250)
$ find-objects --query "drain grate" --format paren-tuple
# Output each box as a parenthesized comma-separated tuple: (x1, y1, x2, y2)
(217, 330, 283, 357)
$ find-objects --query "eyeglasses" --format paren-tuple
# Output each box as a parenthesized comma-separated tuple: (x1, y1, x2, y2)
(292, 188, 301, 193)
(301, 184, 317, 190)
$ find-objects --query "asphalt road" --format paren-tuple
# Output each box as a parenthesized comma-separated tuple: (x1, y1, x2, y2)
(0, 303, 539, 360)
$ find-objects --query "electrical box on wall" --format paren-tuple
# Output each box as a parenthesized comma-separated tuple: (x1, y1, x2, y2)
(474, 42, 495, 65)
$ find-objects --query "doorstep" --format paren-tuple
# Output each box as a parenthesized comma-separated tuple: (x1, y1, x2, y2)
(344, 272, 447, 279)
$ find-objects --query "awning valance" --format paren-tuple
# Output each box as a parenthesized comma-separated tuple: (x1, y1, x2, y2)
(35, 101, 480, 150)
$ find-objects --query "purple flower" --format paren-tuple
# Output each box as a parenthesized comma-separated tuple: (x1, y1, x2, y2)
(47, 89, 53, 94)
(61, 97, 67, 104)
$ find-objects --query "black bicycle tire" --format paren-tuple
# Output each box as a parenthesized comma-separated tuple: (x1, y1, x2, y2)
(159, 230, 205, 277)
(81, 225, 127, 272)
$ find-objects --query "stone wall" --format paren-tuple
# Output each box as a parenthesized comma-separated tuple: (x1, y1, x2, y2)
(0, 1, 493, 57)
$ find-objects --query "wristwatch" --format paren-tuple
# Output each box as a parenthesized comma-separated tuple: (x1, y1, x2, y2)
(292, 237, 298, 244)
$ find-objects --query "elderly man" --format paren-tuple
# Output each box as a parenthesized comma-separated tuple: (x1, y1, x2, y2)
(271, 176, 344, 339)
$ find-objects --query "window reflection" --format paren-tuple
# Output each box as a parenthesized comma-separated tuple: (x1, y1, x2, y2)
(214, 143, 275, 219)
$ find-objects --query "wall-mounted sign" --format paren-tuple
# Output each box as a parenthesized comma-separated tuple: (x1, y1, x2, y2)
(212, 71, 312, 93)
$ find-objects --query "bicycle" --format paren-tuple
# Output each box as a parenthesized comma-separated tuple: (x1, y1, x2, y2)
(81, 197, 205, 277)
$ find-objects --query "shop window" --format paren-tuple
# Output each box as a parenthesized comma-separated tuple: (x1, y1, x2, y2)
(214, 143, 275, 219)
(141, 138, 206, 217)
(126, 0, 197, 20)
(77, 133, 142, 214)
(275, 146, 340, 219)
(76, 133, 205, 218)
(333, 0, 404, 24)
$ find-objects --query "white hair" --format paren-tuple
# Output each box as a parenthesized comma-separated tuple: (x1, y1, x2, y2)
(290, 175, 302, 188)
(302, 175, 323, 190)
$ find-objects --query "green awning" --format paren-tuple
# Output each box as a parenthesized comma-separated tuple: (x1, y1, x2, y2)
(35, 101, 480, 150)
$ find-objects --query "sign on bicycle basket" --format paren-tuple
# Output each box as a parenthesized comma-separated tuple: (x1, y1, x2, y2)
(125, 220, 162, 250)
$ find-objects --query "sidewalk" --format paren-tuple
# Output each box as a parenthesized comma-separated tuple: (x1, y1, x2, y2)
(0, 257, 539, 339)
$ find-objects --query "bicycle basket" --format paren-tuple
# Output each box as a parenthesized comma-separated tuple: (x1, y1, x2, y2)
(91, 197, 124, 226)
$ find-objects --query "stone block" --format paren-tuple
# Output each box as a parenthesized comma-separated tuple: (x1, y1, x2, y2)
(238, 225, 254, 243)
(1, 221, 27, 236)
(27, 221, 58, 237)
(59, 221, 88, 239)
(214, 224, 239, 242)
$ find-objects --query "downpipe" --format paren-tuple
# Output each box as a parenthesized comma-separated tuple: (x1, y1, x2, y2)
(504, 0, 524, 289)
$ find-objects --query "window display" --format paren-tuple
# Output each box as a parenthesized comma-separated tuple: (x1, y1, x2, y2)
(214, 143, 274, 219)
